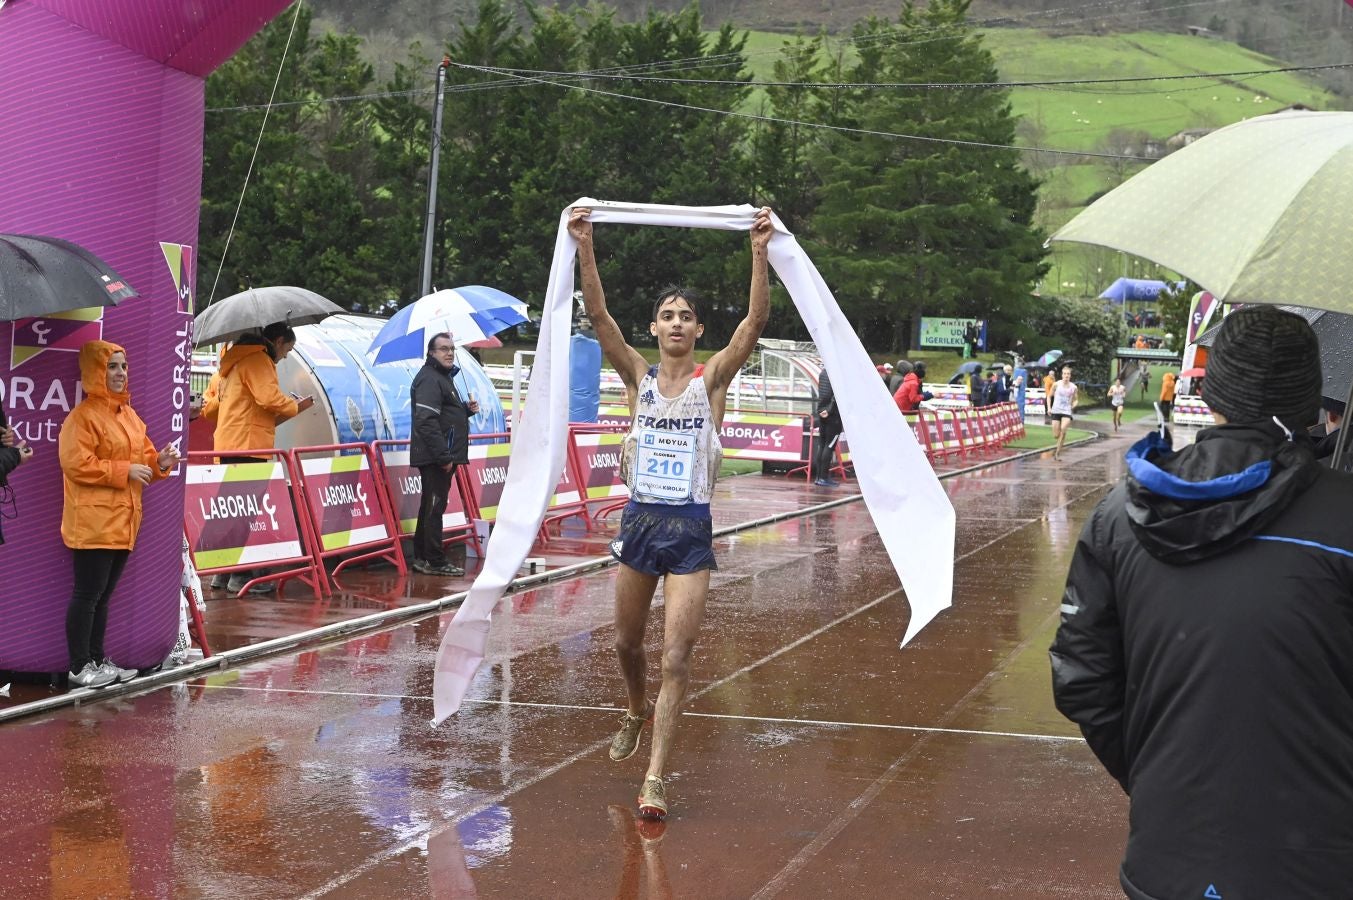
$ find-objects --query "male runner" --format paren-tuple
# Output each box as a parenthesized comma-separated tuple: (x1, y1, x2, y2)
(567, 205, 773, 820)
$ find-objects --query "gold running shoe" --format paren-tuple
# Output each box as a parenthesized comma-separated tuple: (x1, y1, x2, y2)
(608, 700, 654, 762)
(637, 775, 668, 820)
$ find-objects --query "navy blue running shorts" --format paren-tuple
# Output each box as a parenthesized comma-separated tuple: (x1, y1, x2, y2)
(609, 501, 716, 576)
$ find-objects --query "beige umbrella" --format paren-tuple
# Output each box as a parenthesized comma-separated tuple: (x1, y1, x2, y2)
(1050, 110, 1353, 313)
(1052, 110, 1353, 465)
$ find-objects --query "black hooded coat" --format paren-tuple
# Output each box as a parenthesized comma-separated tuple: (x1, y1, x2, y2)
(1050, 422, 1353, 900)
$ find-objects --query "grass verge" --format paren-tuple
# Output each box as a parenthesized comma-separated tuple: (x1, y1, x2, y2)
(1005, 423, 1094, 450)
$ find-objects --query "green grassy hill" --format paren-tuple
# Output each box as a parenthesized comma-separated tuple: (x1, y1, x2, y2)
(730, 26, 1338, 297)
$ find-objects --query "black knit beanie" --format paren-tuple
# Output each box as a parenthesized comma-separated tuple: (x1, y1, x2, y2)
(1203, 305, 1322, 428)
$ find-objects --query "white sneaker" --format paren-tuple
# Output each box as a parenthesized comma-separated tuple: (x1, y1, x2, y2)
(69, 661, 116, 689)
(100, 659, 138, 683)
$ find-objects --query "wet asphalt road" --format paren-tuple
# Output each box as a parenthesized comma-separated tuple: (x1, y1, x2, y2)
(1, 422, 1146, 898)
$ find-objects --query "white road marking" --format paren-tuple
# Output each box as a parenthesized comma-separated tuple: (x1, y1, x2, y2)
(200, 683, 1082, 743)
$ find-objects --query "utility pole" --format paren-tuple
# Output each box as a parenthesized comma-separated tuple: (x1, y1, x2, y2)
(419, 56, 451, 298)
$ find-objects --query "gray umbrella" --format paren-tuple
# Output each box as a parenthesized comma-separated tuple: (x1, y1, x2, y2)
(194, 286, 344, 346)
(0, 234, 138, 320)
(1197, 305, 1353, 407)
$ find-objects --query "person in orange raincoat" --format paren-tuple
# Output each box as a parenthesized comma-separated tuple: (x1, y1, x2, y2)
(210, 323, 312, 456)
(1159, 370, 1178, 422)
(60, 340, 180, 689)
(207, 323, 313, 594)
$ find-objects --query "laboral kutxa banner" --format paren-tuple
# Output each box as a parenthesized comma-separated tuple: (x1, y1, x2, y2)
(184, 462, 305, 569)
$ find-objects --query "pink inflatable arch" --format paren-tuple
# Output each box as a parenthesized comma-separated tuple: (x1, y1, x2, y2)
(0, 0, 291, 674)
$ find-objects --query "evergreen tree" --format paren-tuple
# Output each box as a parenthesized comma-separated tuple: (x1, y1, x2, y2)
(200, 4, 391, 308)
(810, 0, 1048, 353)
(751, 31, 839, 234)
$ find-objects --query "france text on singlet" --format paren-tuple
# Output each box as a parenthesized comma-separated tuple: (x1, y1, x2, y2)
(621, 366, 723, 504)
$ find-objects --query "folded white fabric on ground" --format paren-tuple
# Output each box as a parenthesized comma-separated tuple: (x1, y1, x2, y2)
(431, 199, 955, 725)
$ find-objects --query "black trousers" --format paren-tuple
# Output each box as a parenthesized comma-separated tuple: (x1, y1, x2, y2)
(812, 418, 843, 481)
(65, 548, 131, 672)
(414, 464, 453, 564)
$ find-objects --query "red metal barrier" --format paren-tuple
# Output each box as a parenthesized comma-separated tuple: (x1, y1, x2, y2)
(183, 449, 327, 599)
(290, 443, 406, 579)
(907, 411, 935, 463)
(974, 407, 999, 457)
(372, 440, 481, 558)
(542, 425, 601, 536)
(790, 416, 852, 483)
(182, 531, 213, 659)
(569, 423, 631, 522)
(461, 432, 513, 523)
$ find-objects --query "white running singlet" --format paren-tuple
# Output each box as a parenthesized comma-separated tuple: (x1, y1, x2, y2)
(1051, 381, 1077, 416)
(621, 367, 723, 504)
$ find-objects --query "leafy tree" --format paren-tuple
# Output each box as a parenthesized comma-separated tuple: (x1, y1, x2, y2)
(200, 5, 314, 303)
(1156, 279, 1200, 353)
(809, 0, 1049, 353)
(420, 1, 754, 343)
(1027, 295, 1125, 385)
(200, 4, 391, 308)
(751, 31, 838, 233)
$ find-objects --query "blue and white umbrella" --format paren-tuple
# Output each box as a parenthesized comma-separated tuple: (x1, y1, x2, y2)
(367, 285, 529, 365)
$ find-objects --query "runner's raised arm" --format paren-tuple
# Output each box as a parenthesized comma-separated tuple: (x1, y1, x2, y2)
(569, 207, 648, 397)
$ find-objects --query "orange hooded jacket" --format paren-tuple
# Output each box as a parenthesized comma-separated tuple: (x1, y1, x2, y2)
(211, 342, 299, 454)
(58, 341, 169, 550)
(1160, 371, 1177, 403)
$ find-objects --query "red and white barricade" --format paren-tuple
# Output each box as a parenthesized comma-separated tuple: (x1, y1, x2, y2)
(291, 443, 406, 580)
(372, 439, 481, 557)
(183, 449, 327, 599)
(462, 432, 513, 523)
(541, 428, 593, 536)
(929, 409, 968, 462)
(570, 424, 630, 521)
(720, 410, 809, 465)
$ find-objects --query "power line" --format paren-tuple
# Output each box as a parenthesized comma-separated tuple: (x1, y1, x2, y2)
(208, 0, 305, 305)
(205, 0, 1250, 113)
(449, 61, 1156, 161)
(203, 56, 1342, 113)
(463, 61, 1353, 92)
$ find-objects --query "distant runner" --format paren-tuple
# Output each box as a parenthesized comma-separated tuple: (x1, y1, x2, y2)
(568, 204, 773, 820)
(1108, 378, 1127, 432)
(1049, 365, 1078, 461)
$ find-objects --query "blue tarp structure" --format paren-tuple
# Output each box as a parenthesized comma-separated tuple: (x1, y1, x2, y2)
(1099, 277, 1187, 303)
(569, 332, 602, 422)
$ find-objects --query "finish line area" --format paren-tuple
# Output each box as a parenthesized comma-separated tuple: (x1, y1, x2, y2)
(0, 428, 1136, 898)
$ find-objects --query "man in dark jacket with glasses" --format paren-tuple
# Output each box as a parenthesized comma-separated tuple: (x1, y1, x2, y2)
(409, 332, 478, 576)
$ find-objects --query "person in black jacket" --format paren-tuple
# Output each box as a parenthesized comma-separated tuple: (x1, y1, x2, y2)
(409, 332, 478, 576)
(1051, 305, 1353, 900)
(0, 409, 34, 541)
(1310, 395, 1348, 468)
(811, 367, 843, 486)
(886, 359, 912, 395)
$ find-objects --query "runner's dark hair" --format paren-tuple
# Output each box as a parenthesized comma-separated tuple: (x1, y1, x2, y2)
(651, 285, 702, 323)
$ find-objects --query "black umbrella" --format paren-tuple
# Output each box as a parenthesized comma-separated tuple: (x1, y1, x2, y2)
(0, 234, 138, 321)
(1197, 305, 1353, 403)
(193, 286, 344, 346)
(949, 360, 985, 383)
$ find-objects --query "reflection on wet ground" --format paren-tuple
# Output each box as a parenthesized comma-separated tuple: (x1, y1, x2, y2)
(0, 421, 1150, 897)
